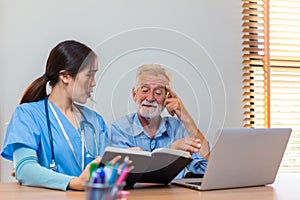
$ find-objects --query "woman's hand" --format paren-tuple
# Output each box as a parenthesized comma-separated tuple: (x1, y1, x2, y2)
(67, 155, 122, 190)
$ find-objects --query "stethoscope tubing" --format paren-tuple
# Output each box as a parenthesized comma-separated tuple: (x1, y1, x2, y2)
(44, 95, 97, 171)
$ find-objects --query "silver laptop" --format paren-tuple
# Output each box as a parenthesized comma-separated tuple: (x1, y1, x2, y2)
(171, 128, 291, 190)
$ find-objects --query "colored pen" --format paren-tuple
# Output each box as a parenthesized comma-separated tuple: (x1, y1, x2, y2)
(104, 162, 113, 184)
(105, 161, 112, 167)
(117, 190, 131, 200)
(89, 162, 98, 181)
(116, 166, 130, 186)
(98, 166, 106, 184)
(91, 170, 99, 183)
(121, 156, 129, 172)
(108, 162, 119, 185)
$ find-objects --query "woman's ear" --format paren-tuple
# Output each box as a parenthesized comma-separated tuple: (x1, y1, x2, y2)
(59, 70, 71, 84)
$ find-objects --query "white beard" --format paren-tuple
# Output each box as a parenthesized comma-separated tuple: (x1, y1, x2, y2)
(136, 100, 164, 119)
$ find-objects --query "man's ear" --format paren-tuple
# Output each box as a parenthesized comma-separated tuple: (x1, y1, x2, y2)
(59, 70, 71, 84)
(132, 88, 137, 102)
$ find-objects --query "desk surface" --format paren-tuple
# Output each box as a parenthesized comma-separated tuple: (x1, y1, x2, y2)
(1, 174, 299, 200)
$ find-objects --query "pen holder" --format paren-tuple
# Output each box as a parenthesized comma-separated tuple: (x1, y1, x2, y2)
(84, 182, 119, 200)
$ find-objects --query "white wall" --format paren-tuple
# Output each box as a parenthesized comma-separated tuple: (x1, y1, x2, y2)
(0, 0, 243, 182)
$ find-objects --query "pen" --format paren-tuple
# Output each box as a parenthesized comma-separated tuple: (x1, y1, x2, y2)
(116, 166, 130, 186)
(98, 166, 106, 184)
(91, 170, 99, 183)
(104, 162, 113, 184)
(121, 156, 129, 172)
(108, 162, 119, 185)
(105, 161, 113, 167)
(110, 166, 130, 200)
(89, 162, 98, 181)
(117, 190, 131, 200)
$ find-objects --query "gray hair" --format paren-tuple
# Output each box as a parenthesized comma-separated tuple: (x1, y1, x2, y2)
(135, 64, 173, 87)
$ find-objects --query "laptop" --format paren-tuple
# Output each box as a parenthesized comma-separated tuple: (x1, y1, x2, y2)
(171, 128, 292, 191)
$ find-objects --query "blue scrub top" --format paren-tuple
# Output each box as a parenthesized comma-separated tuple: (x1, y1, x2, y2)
(1, 99, 110, 176)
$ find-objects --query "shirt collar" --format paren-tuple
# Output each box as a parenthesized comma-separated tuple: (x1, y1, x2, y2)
(132, 113, 168, 138)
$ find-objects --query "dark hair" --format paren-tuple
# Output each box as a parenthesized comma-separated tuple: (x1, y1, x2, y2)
(20, 40, 97, 104)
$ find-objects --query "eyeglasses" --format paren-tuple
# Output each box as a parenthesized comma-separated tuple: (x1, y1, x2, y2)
(150, 138, 157, 152)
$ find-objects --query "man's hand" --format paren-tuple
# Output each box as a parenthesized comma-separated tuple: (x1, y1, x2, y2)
(171, 137, 201, 154)
(164, 85, 210, 160)
(164, 85, 188, 120)
(127, 147, 143, 151)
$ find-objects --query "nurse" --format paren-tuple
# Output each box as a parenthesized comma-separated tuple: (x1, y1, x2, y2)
(1, 40, 119, 191)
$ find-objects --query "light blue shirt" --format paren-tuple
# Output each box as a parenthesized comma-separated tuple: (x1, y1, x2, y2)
(1, 99, 109, 190)
(110, 113, 207, 178)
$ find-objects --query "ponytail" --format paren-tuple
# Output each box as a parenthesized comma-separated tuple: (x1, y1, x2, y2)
(19, 75, 49, 104)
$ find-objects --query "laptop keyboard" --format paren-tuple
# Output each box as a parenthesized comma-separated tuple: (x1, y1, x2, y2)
(187, 182, 202, 186)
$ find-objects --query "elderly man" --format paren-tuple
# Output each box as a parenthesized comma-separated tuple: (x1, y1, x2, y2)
(110, 64, 210, 178)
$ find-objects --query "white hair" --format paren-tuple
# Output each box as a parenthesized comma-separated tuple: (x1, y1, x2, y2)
(135, 64, 173, 87)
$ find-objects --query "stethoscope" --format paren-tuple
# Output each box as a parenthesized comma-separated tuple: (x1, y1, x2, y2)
(44, 95, 98, 171)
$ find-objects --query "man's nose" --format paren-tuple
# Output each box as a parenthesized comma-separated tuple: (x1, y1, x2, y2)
(146, 92, 155, 102)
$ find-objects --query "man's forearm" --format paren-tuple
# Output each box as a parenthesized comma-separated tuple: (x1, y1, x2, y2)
(181, 115, 210, 160)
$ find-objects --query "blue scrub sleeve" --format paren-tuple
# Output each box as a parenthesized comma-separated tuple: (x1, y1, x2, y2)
(13, 145, 75, 191)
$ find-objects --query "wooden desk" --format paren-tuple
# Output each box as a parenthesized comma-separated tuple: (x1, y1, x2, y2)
(0, 174, 299, 200)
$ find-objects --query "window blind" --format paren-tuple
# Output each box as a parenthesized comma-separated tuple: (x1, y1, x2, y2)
(242, 0, 300, 172)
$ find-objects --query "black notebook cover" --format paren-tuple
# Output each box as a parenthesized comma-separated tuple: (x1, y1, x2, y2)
(100, 147, 192, 187)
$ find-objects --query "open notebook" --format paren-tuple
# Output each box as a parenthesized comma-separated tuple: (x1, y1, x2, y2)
(172, 128, 292, 191)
